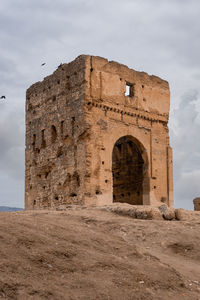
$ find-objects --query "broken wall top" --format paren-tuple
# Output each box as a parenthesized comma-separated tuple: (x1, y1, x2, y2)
(85, 55, 170, 122)
(26, 54, 170, 122)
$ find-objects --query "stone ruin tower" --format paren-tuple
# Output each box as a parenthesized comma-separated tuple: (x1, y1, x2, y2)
(25, 55, 173, 209)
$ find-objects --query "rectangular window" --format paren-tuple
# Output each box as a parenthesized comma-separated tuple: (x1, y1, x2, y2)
(125, 82, 134, 97)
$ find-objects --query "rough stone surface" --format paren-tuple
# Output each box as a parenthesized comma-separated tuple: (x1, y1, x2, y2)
(175, 208, 200, 221)
(193, 197, 200, 211)
(101, 203, 163, 220)
(158, 204, 175, 220)
(25, 55, 173, 209)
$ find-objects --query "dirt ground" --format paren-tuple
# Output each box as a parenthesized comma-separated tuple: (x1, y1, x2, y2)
(0, 206, 200, 300)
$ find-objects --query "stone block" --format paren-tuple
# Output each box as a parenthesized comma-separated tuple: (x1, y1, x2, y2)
(193, 197, 200, 211)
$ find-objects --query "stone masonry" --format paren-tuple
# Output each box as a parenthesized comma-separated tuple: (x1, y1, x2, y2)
(193, 198, 200, 211)
(25, 55, 173, 209)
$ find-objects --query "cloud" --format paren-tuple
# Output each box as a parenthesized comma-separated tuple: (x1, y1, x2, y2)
(171, 90, 200, 209)
(0, 106, 25, 180)
(0, 104, 25, 207)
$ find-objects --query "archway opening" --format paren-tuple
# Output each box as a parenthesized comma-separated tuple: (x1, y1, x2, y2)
(112, 136, 144, 205)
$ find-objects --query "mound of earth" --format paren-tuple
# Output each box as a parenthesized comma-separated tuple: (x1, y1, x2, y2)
(0, 205, 200, 299)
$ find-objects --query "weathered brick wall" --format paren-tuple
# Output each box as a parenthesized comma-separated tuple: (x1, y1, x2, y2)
(25, 55, 173, 209)
(25, 56, 89, 209)
(83, 56, 173, 207)
(193, 198, 200, 211)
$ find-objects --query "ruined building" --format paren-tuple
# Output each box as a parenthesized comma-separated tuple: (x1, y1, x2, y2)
(25, 55, 173, 209)
(193, 198, 200, 211)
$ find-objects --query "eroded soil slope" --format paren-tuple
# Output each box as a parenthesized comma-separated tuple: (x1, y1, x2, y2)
(0, 207, 200, 299)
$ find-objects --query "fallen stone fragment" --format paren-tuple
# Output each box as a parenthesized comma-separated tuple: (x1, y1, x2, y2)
(101, 204, 163, 220)
(158, 204, 175, 220)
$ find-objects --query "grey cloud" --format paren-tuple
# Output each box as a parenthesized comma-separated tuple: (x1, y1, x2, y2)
(0, 172, 24, 207)
(0, 107, 24, 180)
(171, 90, 200, 209)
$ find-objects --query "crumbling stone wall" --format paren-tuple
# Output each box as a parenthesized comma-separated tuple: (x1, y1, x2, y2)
(193, 198, 200, 211)
(25, 55, 173, 209)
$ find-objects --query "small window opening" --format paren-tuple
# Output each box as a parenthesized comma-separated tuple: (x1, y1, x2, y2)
(125, 82, 134, 97)
(70, 193, 77, 197)
(161, 197, 167, 203)
(73, 172, 80, 187)
(32, 134, 36, 150)
(51, 125, 57, 143)
(57, 146, 63, 158)
(60, 121, 64, 137)
(125, 85, 130, 96)
(71, 117, 75, 136)
(28, 103, 32, 111)
(96, 190, 102, 195)
(41, 129, 46, 149)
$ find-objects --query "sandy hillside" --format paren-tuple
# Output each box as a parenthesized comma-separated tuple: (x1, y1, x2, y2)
(0, 205, 200, 300)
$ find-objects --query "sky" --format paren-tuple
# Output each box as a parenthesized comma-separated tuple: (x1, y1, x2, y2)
(0, 0, 199, 209)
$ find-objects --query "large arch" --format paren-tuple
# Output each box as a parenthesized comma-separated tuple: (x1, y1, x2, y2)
(112, 135, 149, 205)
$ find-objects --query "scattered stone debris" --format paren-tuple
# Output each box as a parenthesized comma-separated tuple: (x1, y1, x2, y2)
(158, 204, 175, 220)
(52, 203, 200, 221)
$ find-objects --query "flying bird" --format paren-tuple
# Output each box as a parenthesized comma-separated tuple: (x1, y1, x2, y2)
(41, 63, 46, 66)
(0, 96, 6, 99)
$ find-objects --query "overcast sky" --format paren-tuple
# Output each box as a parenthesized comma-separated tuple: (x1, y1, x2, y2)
(0, 0, 199, 209)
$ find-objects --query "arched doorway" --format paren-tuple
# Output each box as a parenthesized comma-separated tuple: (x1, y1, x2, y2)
(112, 136, 146, 205)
